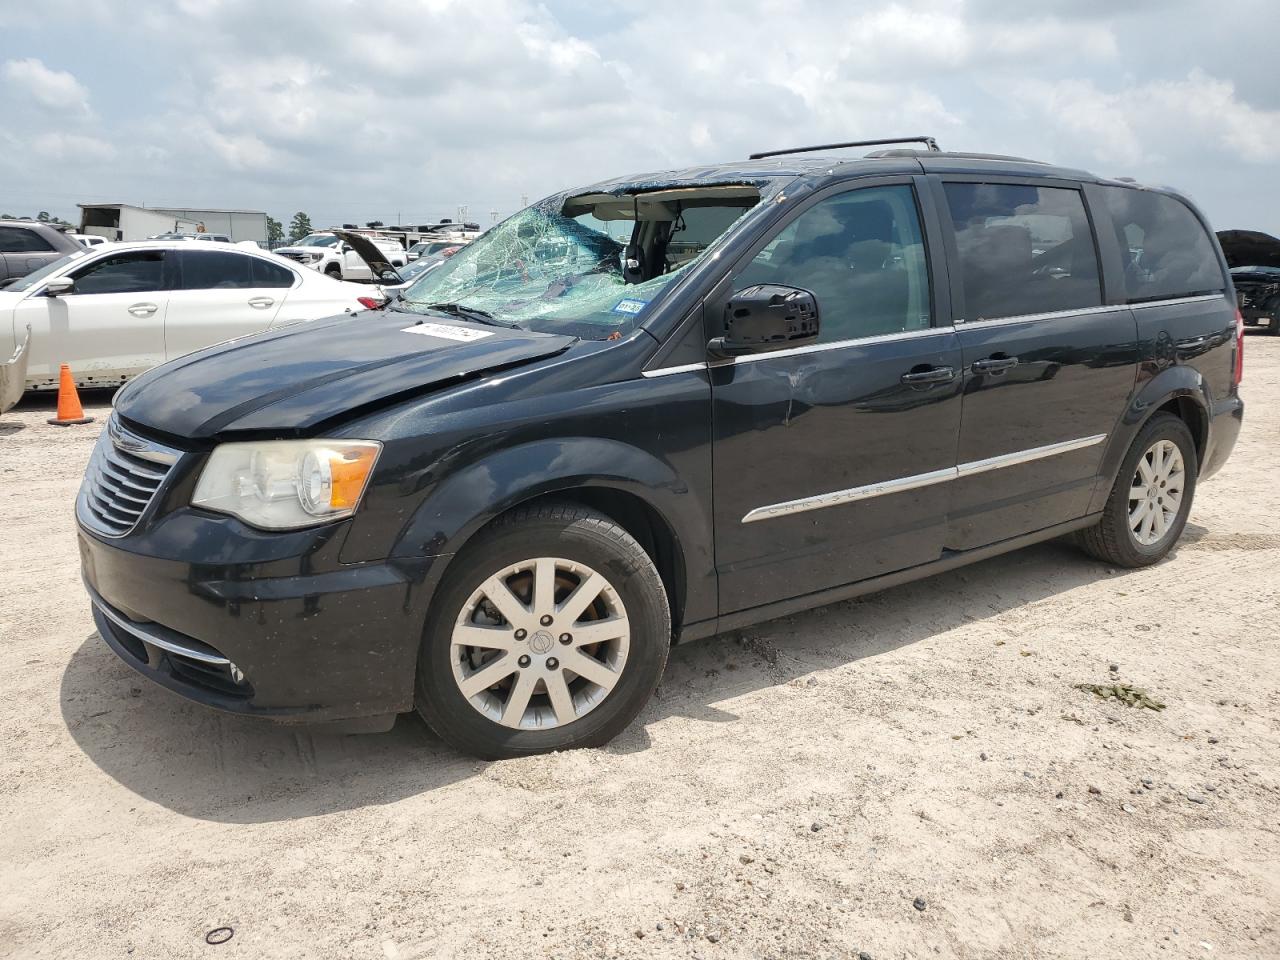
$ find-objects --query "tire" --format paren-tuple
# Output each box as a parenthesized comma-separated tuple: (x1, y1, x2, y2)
(1075, 413, 1198, 568)
(414, 502, 670, 759)
(1268, 315, 1280, 336)
(324, 265, 341, 279)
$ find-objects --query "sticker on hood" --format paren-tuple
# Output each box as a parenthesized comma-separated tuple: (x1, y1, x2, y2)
(402, 322, 494, 342)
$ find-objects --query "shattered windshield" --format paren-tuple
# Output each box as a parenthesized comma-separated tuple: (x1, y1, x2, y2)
(397, 184, 762, 339)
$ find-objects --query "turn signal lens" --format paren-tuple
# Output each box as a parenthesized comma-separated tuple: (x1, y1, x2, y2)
(297, 445, 380, 514)
(356, 296, 386, 310)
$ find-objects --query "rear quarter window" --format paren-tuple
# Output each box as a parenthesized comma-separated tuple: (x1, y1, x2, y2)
(1099, 186, 1225, 302)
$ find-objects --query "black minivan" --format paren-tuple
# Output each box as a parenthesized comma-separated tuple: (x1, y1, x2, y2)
(78, 138, 1244, 758)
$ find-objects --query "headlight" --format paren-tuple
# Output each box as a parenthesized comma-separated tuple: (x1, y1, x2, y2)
(191, 439, 381, 529)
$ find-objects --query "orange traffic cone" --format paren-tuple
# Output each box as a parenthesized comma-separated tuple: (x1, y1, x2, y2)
(47, 364, 94, 426)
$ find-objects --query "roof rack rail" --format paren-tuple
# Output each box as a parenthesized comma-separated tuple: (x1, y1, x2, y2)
(749, 136, 940, 161)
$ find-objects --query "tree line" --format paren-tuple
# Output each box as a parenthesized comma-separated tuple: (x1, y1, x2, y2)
(1, 210, 72, 226)
(265, 213, 314, 245)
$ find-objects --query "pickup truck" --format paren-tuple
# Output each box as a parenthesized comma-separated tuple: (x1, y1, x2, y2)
(273, 231, 408, 281)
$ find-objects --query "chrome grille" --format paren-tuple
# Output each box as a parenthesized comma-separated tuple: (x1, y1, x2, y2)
(79, 418, 180, 537)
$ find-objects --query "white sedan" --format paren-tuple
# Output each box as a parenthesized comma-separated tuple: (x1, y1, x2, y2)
(0, 241, 383, 392)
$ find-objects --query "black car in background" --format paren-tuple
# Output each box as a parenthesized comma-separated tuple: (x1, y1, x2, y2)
(1229, 266, 1280, 333)
(78, 138, 1243, 759)
(1216, 229, 1280, 334)
(0, 219, 82, 283)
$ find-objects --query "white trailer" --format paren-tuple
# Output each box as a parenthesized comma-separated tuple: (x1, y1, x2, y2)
(77, 204, 268, 244)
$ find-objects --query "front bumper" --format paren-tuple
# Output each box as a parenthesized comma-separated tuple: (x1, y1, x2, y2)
(79, 517, 433, 723)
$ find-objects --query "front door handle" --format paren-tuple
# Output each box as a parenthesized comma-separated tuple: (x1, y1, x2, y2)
(971, 356, 1019, 374)
(247, 297, 275, 309)
(900, 365, 955, 384)
(127, 302, 158, 318)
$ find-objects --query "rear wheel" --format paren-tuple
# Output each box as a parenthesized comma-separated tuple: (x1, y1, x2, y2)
(415, 503, 670, 759)
(1075, 413, 1197, 567)
(324, 264, 342, 279)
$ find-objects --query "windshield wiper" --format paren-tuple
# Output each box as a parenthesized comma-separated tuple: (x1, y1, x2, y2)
(419, 301, 520, 329)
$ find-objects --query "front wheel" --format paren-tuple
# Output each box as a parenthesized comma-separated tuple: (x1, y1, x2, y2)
(1075, 413, 1198, 567)
(415, 503, 670, 759)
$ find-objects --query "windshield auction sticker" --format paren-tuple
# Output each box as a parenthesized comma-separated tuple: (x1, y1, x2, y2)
(612, 298, 648, 315)
(402, 323, 494, 342)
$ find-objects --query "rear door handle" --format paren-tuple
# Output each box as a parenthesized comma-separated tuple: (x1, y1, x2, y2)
(971, 356, 1019, 374)
(127, 302, 158, 318)
(900, 365, 955, 384)
(247, 297, 275, 309)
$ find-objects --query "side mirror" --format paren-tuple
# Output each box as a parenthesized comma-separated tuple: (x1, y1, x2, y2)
(46, 276, 75, 296)
(708, 284, 820, 358)
(341, 244, 353, 254)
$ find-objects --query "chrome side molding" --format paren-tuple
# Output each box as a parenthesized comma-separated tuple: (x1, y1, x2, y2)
(742, 466, 956, 523)
(955, 434, 1106, 478)
(742, 433, 1107, 523)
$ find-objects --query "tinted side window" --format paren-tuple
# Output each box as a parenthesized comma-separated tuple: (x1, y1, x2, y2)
(250, 257, 296, 288)
(179, 250, 255, 290)
(0, 226, 55, 253)
(1098, 186, 1225, 301)
(944, 183, 1102, 321)
(71, 251, 167, 294)
(733, 185, 931, 343)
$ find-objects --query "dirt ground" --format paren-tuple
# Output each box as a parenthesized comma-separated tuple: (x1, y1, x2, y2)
(1, 336, 1277, 960)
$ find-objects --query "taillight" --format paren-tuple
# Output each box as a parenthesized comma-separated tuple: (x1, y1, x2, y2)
(357, 296, 386, 310)
(1233, 308, 1244, 387)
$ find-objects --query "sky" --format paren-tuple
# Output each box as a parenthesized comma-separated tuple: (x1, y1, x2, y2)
(2, 0, 1278, 235)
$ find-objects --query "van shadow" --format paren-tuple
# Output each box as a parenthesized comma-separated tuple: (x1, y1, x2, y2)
(61, 533, 1187, 824)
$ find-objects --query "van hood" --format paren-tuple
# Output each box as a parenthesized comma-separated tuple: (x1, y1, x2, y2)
(113, 310, 575, 440)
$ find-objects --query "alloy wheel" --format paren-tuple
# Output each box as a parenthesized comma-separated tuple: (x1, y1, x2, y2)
(1128, 439, 1185, 546)
(450, 557, 631, 730)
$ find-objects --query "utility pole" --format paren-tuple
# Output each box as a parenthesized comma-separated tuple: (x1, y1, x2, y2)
(490, 209, 499, 224)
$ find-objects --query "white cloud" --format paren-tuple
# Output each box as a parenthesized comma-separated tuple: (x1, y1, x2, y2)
(2, 57, 89, 113)
(1, 0, 1278, 235)
(31, 132, 116, 160)
(1001, 71, 1280, 168)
